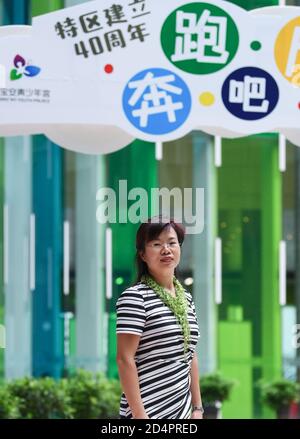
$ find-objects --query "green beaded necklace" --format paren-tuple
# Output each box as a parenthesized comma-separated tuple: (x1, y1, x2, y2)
(141, 274, 191, 359)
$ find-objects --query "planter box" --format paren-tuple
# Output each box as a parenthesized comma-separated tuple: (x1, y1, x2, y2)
(203, 402, 222, 419)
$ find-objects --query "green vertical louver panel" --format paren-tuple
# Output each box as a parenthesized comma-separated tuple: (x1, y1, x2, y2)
(107, 140, 157, 378)
(217, 0, 282, 418)
(229, 0, 278, 10)
(261, 141, 282, 416)
(31, 0, 64, 379)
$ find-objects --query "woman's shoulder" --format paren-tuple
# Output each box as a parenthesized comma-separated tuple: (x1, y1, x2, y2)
(116, 282, 152, 305)
(184, 288, 193, 303)
(122, 282, 152, 294)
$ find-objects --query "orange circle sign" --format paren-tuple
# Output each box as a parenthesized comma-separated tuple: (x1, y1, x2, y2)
(275, 17, 300, 87)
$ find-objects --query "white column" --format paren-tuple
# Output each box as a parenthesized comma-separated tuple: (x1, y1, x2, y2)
(75, 154, 106, 373)
(192, 132, 217, 374)
(4, 136, 32, 379)
(67, 0, 107, 375)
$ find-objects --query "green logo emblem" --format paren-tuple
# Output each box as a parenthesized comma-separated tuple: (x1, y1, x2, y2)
(161, 2, 239, 75)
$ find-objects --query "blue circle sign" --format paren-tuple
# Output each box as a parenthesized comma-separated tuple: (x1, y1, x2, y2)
(122, 68, 191, 135)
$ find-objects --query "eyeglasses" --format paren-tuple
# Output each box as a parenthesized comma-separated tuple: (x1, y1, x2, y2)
(146, 242, 181, 250)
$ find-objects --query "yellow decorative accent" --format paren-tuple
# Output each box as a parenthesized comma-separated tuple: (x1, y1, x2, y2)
(199, 92, 215, 106)
(275, 17, 300, 87)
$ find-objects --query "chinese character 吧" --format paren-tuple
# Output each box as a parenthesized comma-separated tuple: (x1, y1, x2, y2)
(229, 76, 269, 113)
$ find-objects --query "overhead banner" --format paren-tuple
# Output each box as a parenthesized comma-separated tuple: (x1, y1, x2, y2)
(0, 0, 300, 154)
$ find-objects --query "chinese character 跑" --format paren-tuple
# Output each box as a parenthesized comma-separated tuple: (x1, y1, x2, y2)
(171, 9, 229, 64)
(229, 76, 269, 113)
(128, 0, 150, 19)
(104, 30, 126, 51)
(128, 71, 184, 127)
(128, 23, 149, 42)
(104, 4, 127, 26)
(17, 89, 25, 96)
(55, 17, 78, 38)
(79, 11, 103, 33)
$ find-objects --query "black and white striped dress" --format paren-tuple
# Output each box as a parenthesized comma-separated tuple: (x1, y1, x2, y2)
(116, 282, 200, 419)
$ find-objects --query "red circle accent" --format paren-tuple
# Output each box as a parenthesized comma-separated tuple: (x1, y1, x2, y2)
(104, 64, 113, 74)
(298, 102, 300, 110)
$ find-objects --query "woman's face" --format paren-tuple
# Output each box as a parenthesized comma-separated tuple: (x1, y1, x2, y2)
(140, 226, 181, 277)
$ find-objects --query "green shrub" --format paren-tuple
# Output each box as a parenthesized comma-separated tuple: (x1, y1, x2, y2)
(0, 385, 20, 419)
(201, 372, 236, 403)
(0, 371, 122, 419)
(7, 377, 73, 419)
(260, 379, 300, 412)
(64, 369, 121, 419)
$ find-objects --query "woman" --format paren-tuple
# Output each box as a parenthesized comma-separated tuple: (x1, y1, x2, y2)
(116, 216, 203, 419)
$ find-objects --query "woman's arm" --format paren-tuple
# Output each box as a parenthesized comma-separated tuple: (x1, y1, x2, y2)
(190, 352, 203, 418)
(116, 333, 149, 419)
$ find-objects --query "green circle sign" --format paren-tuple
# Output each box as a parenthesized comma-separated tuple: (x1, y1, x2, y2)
(161, 2, 239, 75)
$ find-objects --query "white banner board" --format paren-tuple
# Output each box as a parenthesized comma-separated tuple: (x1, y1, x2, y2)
(0, 0, 300, 153)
